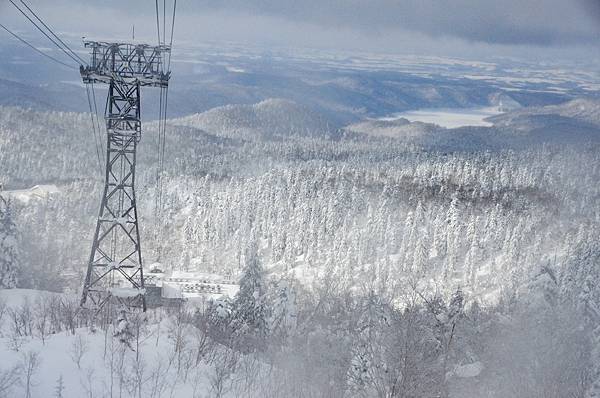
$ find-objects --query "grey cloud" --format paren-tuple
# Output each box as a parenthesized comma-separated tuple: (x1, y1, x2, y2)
(9, 0, 600, 49)
(174, 0, 600, 46)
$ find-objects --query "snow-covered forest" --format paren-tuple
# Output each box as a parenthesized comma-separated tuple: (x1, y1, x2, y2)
(1, 94, 600, 396)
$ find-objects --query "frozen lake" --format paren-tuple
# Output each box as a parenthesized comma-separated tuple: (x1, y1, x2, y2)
(382, 107, 502, 128)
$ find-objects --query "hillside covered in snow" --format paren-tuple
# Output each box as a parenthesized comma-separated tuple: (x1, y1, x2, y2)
(0, 86, 599, 395)
(1, 24, 600, 396)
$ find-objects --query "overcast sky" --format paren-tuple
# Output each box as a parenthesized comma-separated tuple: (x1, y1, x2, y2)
(1, 0, 599, 61)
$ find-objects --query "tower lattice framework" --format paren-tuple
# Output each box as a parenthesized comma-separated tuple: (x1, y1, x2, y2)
(80, 41, 170, 312)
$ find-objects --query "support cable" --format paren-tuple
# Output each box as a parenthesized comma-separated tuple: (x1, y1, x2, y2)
(155, 0, 176, 260)
(7, 0, 83, 66)
(156, 85, 169, 261)
(155, 0, 161, 45)
(156, 89, 168, 216)
(167, 0, 177, 71)
(91, 82, 106, 163)
(155, 86, 165, 217)
(161, 85, 169, 199)
(161, 86, 169, 184)
(17, 0, 87, 65)
(85, 84, 104, 174)
(158, 0, 176, 211)
(0, 22, 77, 70)
(158, 88, 167, 204)
(156, 87, 168, 216)
(154, 86, 165, 261)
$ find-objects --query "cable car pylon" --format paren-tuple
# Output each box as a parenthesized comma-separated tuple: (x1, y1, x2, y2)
(79, 42, 171, 313)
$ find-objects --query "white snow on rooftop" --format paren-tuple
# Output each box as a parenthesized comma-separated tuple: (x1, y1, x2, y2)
(108, 287, 145, 298)
(3, 184, 59, 204)
(453, 361, 484, 378)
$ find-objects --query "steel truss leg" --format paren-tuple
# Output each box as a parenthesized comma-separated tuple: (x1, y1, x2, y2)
(81, 80, 146, 312)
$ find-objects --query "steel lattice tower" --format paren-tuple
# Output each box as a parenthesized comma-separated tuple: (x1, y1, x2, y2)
(80, 41, 170, 312)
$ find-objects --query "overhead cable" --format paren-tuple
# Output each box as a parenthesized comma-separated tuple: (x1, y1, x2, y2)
(163, 0, 166, 46)
(85, 84, 104, 173)
(18, 0, 87, 65)
(7, 0, 82, 66)
(155, 0, 161, 45)
(167, 0, 177, 71)
(0, 22, 77, 69)
(90, 82, 105, 162)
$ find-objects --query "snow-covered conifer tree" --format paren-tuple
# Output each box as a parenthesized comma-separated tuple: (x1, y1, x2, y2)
(445, 194, 461, 280)
(232, 237, 269, 351)
(113, 310, 135, 351)
(269, 279, 297, 342)
(412, 228, 429, 277)
(0, 194, 18, 288)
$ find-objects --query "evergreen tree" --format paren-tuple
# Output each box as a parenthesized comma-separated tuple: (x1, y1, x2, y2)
(445, 194, 461, 281)
(113, 310, 135, 351)
(232, 238, 269, 352)
(412, 228, 429, 277)
(0, 194, 18, 288)
(269, 279, 297, 343)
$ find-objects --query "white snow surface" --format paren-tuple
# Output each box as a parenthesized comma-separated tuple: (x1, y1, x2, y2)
(0, 289, 223, 398)
(452, 361, 484, 378)
(381, 107, 503, 128)
(0, 288, 65, 309)
(0, 323, 216, 397)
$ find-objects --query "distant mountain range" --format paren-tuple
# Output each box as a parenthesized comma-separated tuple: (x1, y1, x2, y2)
(172, 98, 333, 139)
(2, 41, 598, 126)
(343, 98, 600, 150)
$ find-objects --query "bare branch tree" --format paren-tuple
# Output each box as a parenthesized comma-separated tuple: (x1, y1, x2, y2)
(0, 365, 21, 398)
(19, 350, 40, 398)
(79, 367, 95, 398)
(33, 296, 49, 344)
(0, 296, 7, 335)
(69, 333, 89, 369)
(53, 375, 65, 398)
(208, 346, 239, 398)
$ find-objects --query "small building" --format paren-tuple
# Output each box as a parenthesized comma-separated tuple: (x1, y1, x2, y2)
(145, 268, 239, 309)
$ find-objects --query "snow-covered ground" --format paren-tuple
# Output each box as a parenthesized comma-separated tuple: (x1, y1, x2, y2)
(381, 107, 503, 128)
(0, 289, 220, 398)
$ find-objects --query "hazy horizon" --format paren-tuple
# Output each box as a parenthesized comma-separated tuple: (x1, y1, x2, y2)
(1, 0, 599, 63)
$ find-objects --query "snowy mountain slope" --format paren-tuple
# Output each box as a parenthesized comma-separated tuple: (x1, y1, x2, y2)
(2, 103, 598, 294)
(0, 106, 245, 188)
(0, 289, 222, 398)
(487, 92, 522, 112)
(172, 98, 334, 139)
(342, 97, 600, 151)
(1, 34, 600, 396)
(344, 118, 438, 140)
(0, 79, 88, 113)
(1, 100, 599, 398)
(489, 98, 600, 129)
(6, 36, 595, 122)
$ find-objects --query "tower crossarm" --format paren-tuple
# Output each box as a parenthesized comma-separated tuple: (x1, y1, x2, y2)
(80, 41, 170, 87)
